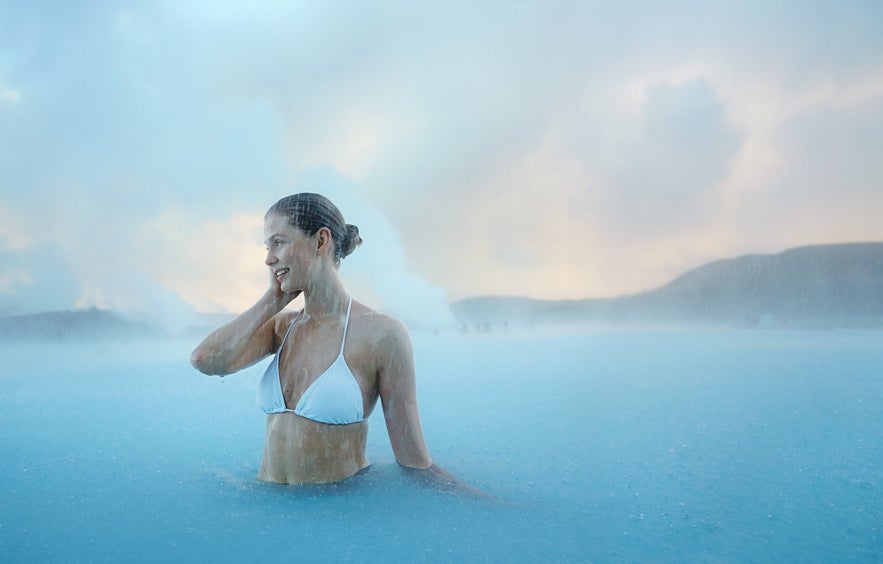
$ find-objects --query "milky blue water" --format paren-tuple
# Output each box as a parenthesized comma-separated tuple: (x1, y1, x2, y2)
(1, 329, 881, 562)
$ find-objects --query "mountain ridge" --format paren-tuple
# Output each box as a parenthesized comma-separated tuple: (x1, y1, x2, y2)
(0, 307, 169, 341)
(451, 242, 883, 329)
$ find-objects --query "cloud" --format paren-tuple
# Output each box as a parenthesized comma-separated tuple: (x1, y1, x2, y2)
(9, 164, 459, 331)
(0, 204, 31, 251)
(138, 208, 266, 315)
(0, 266, 30, 295)
(599, 78, 744, 236)
(729, 92, 883, 249)
(1, 0, 882, 318)
(0, 85, 18, 104)
(0, 244, 82, 316)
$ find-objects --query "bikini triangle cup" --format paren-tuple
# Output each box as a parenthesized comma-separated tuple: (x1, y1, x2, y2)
(257, 296, 364, 425)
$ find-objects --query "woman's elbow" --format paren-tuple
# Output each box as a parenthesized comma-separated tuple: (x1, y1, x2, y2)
(190, 347, 223, 375)
(189, 348, 208, 373)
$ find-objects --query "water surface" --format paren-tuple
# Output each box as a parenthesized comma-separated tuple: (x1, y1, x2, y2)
(1, 329, 881, 561)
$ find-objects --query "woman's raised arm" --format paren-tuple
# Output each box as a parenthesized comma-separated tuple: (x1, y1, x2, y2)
(190, 290, 297, 376)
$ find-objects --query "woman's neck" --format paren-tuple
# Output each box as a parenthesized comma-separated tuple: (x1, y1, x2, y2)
(301, 274, 349, 322)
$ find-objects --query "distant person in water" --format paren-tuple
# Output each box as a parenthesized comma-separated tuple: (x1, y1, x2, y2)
(191, 193, 470, 491)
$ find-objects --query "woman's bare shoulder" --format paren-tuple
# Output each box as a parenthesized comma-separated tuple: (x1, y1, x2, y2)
(351, 301, 410, 345)
(351, 302, 414, 383)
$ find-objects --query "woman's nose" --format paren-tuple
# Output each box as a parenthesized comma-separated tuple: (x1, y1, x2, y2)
(265, 251, 277, 266)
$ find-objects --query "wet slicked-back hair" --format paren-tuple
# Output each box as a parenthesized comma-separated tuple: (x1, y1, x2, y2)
(266, 193, 362, 264)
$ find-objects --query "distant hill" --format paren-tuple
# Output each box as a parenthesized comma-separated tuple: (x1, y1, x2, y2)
(451, 243, 883, 329)
(0, 308, 168, 341)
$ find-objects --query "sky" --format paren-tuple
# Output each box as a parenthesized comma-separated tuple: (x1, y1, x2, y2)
(1, 1, 882, 329)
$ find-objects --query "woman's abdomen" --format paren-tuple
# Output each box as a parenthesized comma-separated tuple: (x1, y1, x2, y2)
(258, 413, 369, 484)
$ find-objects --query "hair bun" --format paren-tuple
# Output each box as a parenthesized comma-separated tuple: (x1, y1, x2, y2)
(341, 224, 363, 259)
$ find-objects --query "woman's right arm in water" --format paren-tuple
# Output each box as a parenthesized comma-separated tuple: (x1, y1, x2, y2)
(190, 288, 300, 376)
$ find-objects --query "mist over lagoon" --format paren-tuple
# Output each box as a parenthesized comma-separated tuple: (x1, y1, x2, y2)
(4, 241, 882, 340)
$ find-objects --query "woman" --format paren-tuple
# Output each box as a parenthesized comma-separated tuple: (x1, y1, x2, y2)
(190, 193, 463, 488)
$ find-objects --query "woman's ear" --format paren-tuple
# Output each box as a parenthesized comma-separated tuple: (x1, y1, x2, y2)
(316, 227, 333, 256)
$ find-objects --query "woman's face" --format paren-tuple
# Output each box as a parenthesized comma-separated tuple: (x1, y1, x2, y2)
(264, 213, 313, 293)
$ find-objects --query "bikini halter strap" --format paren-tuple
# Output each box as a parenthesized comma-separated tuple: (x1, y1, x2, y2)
(340, 296, 353, 355)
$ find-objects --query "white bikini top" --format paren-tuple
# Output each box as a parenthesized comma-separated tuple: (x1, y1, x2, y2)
(257, 297, 364, 425)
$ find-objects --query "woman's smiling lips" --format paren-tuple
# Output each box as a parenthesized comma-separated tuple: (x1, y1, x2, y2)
(275, 267, 290, 280)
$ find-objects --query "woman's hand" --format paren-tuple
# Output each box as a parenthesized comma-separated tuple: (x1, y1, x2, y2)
(402, 463, 496, 500)
(267, 266, 301, 308)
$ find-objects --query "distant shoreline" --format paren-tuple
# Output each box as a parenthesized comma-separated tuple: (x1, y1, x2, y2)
(3, 242, 882, 341)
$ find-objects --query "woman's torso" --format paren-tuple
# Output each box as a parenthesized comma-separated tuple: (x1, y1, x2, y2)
(258, 301, 384, 484)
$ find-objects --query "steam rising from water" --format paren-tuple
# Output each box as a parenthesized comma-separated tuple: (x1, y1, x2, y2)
(0, 166, 455, 334)
(293, 166, 456, 331)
